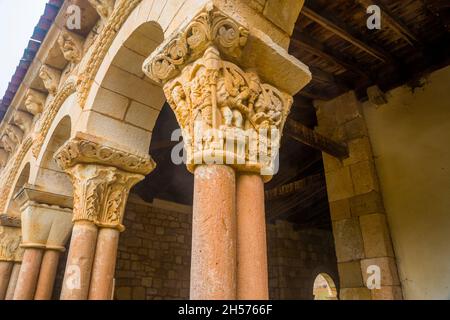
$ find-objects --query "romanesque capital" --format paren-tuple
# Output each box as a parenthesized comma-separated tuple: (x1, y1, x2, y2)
(88, 0, 115, 22)
(54, 133, 153, 230)
(142, 5, 311, 179)
(64, 164, 142, 231)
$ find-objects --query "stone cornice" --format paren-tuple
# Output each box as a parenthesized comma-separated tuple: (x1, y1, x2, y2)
(54, 132, 156, 175)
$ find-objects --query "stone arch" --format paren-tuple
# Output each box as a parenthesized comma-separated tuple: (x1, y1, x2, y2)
(76, 0, 212, 155)
(5, 163, 30, 217)
(312, 272, 339, 300)
(30, 115, 73, 197)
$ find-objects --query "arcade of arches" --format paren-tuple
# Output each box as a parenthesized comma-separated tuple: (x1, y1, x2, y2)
(0, 0, 449, 300)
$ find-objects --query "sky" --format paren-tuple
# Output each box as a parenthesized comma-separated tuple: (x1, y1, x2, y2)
(0, 0, 49, 97)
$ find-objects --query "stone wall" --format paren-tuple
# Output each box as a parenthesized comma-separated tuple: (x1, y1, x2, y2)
(114, 196, 192, 300)
(268, 221, 338, 300)
(114, 195, 338, 300)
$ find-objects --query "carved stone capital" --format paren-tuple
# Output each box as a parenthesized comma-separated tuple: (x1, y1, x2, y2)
(0, 149, 9, 168)
(143, 4, 249, 84)
(54, 132, 156, 175)
(0, 226, 22, 262)
(19, 201, 72, 251)
(66, 164, 142, 230)
(39, 65, 62, 95)
(147, 46, 293, 178)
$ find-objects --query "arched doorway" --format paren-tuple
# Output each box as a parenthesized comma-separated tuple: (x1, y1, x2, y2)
(313, 273, 338, 300)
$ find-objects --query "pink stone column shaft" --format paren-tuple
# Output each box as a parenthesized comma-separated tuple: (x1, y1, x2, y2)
(60, 221, 98, 300)
(88, 228, 120, 300)
(13, 248, 44, 300)
(0, 261, 13, 299)
(191, 165, 237, 300)
(5, 263, 21, 300)
(34, 250, 61, 300)
(236, 174, 269, 299)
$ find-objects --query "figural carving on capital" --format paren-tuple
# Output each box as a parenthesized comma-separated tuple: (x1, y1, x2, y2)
(145, 45, 292, 177)
(143, 5, 249, 84)
(13, 111, 33, 135)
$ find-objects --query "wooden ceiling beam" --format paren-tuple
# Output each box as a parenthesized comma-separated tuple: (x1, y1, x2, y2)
(301, 6, 391, 63)
(265, 173, 324, 201)
(291, 33, 369, 79)
(285, 119, 349, 159)
(356, 0, 420, 46)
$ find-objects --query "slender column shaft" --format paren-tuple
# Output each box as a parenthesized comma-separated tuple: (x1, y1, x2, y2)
(236, 174, 269, 299)
(0, 261, 13, 299)
(34, 250, 61, 300)
(88, 228, 120, 300)
(190, 165, 237, 300)
(60, 221, 98, 300)
(5, 262, 21, 300)
(13, 248, 44, 300)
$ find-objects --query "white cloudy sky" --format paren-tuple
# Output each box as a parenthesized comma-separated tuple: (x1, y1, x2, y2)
(0, 0, 49, 97)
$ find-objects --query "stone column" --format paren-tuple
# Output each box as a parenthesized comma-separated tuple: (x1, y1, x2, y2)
(12, 189, 73, 300)
(54, 133, 155, 300)
(0, 261, 13, 299)
(5, 262, 21, 300)
(143, 5, 310, 300)
(191, 165, 237, 299)
(0, 223, 22, 300)
(236, 173, 269, 299)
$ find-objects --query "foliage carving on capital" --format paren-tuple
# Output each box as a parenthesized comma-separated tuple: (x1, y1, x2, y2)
(54, 133, 156, 176)
(143, 5, 249, 84)
(162, 47, 293, 176)
(67, 165, 142, 230)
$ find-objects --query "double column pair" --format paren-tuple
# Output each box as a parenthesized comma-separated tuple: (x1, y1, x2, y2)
(192, 166, 268, 299)
(53, 133, 156, 300)
(142, 6, 305, 299)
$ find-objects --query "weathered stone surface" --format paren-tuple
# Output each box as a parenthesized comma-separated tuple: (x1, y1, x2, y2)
(340, 287, 372, 300)
(332, 218, 365, 263)
(263, 0, 305, 35)
(325, 167, 355, 202)
(329, 198, 351, 221)
(349, 191, 385, 216)
(338, 261, 364, 288)
(359, 213, 394, 258)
